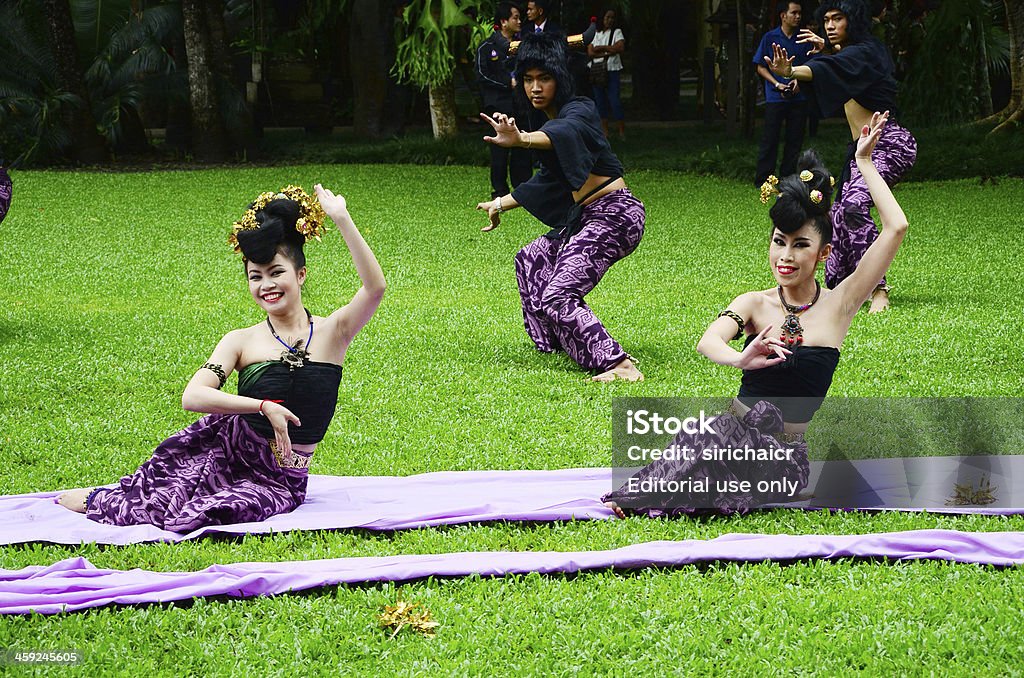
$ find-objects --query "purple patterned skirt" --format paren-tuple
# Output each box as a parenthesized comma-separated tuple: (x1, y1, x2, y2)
(602, 400, 810, 517)
(87, 414, 311, 533)
(513, 188, 645, 372)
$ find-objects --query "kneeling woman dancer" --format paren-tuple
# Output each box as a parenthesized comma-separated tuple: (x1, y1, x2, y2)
(58, 185, 385, 532)
(476, 31, 645, 382)
(604, 113, 905, 517)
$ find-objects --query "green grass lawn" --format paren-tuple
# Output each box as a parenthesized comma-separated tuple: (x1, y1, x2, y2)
(1, 166, 1023, 674)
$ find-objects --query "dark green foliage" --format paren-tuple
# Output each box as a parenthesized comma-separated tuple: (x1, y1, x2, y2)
(900, 0, 1010, 125)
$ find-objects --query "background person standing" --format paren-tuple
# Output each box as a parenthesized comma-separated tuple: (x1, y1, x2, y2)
(477, 3, 533, 199)
(752, 2, 813, 186)
(588, 9, 626, 139)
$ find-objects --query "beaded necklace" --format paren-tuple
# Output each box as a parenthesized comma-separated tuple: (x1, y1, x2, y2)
(778, 281, 820, 348)
(266, 308, 313, 369)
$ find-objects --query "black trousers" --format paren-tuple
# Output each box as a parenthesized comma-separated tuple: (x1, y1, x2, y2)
(755, 100, 808, 186)
(484, 104, 533, 198)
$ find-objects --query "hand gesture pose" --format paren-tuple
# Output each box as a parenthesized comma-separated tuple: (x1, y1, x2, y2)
(735, 325, 792, 370)
(314, 183, 348, 220)
(475, 199, 501, 231)
(764, 43, 796, 79)
(260, 400, 302, 464)
(855, 110, 889, 161)
(480, 112, 524, 148)
(797, 28, 826, 54)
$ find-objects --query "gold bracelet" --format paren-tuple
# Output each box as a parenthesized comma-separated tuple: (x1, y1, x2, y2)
(524, 133, 532, 149)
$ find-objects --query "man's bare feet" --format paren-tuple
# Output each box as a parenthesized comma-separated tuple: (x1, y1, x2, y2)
(868, 287, 890, 314)
(604, 501, 626, 519)
(592, 357, 644, 383)
(56, 488, 91, 513)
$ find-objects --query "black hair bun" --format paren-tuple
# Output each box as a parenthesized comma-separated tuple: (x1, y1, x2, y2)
(236, 198, 303, 264)
(768, 149, 834, 242)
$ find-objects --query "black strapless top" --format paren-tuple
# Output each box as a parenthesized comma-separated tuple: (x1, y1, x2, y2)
(237, 360, 343, 444)
(737, 334, 840, 423)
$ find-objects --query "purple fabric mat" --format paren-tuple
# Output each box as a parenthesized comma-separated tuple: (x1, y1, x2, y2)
(0, 469, 614, 546)
(2, 460, 1021, 546)
(2, 529, 1022, 615)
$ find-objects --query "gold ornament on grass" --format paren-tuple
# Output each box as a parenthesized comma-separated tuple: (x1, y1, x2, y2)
(228, 185, 328, 252)
(946, 474, 996, 506)
(379, 599, 440, 639)
(759, 175, 779, 204)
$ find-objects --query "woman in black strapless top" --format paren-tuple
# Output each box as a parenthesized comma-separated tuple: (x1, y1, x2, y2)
(604, 111, 908, 518)
(57, 185, 386, 532)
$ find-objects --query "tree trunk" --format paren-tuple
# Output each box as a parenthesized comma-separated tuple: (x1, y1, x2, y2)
(41, 0, 109, 163)
(988, 0, 1024, 131)
(181, 0, 228, 161)
(205, 0, 254, 154)
(428, 78, 459, 139)
(350, 0, 394, 139)
(974, 11, 993, 117)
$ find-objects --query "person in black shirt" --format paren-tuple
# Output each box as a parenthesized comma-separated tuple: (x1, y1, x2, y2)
(765, 0, 916, 313)
(475, 32, 644, 382)
(477, 3, 533, 199)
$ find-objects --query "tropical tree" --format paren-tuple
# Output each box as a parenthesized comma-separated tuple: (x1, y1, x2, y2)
(392, 0, 490, 139)
(181, 0, 229, 161)
(42, 0, 110, 162)
(984, 0, 1024, 132)
(901, 0, 1010, 126)
(349, 0, 392, 138)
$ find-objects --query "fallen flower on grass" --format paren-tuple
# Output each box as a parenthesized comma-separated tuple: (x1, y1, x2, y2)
(379, 600, 440, 639)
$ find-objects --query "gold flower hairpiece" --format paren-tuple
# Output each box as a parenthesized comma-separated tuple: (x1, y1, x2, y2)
(759, 175, 779, 204)
(762, 171, 833, 206)
(229, 185, 328, 252)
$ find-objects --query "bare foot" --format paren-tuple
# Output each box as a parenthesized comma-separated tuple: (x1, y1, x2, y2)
(868, 287, 890, 314)
(604, 501, 626, 519)
(56, 488, 91, 513)
(592, 357, 644, 383)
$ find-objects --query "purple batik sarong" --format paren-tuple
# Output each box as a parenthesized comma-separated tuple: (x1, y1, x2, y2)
(825, 122, 917, 290)
(602, 400, 810, 517)
(513, 188, 645, 372)
(87, 414, 311, 533)
(0, 166, 11, 225)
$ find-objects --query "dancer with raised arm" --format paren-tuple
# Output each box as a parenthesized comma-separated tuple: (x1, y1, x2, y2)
(57, 185, 386, 532)
(604, 112, 907, 517)
(476, 31, 645, 382)
(765, 0, 915, 313)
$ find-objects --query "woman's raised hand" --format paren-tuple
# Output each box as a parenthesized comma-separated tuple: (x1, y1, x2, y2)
(315, 183, 348, 221)
(796, 29, 826, 54)
(855, 111, 889, 161)
(763, 43, 795, 77)
(736, 324, 791, 370)
(480, 112, 524, 148)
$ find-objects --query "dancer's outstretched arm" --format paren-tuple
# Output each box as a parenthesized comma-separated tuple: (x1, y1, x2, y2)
(317, 184, 387, 345)
(480, 111, 552, 150)
(832, 111, 909, 317)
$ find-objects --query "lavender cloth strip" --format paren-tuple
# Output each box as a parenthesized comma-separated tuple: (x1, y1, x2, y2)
(2, 529, 1022, 615)
(2, 458, 1021, 546)
(0, 469, 614, 546)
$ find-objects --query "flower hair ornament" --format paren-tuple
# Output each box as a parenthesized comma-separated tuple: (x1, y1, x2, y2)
(760, 171, 835, 205)
(759, 175, 779, 204)
(228, 185, 328, 252)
